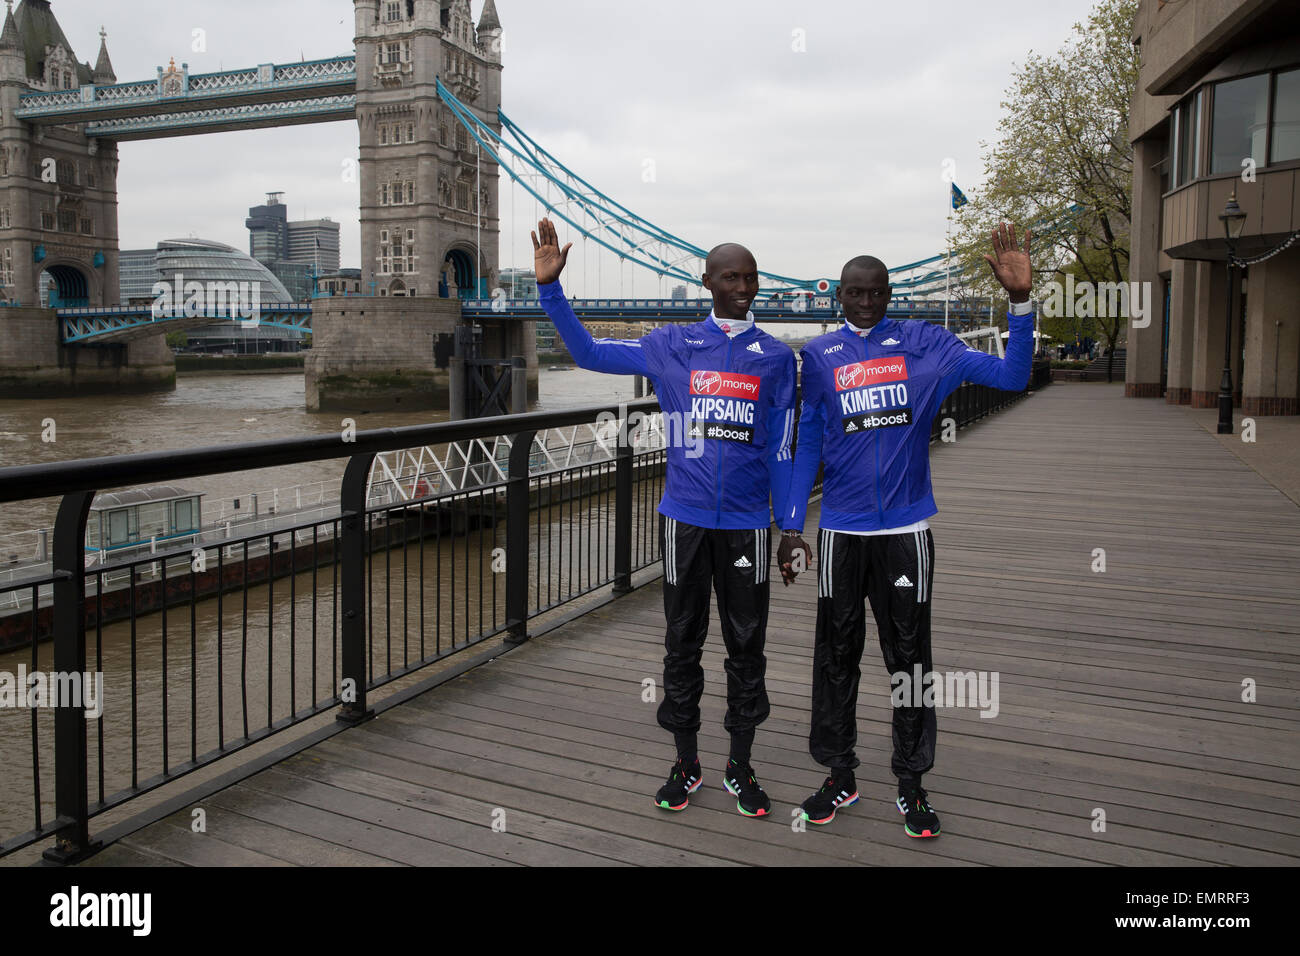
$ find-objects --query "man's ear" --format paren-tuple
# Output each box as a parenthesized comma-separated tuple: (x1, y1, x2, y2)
(701, 273, 713, 292)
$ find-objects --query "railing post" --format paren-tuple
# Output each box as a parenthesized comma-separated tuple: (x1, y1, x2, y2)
(337, 454, 375, 725)
(613, 439, 633, 595)
(42, 490, 100, 863)
(504, 430, 536, 645)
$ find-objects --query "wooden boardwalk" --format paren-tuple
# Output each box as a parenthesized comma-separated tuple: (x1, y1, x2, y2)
(79, 384, 1300, 866)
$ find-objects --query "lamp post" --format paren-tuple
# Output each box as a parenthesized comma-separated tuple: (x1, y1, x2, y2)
(1217, 191, 1247, 434)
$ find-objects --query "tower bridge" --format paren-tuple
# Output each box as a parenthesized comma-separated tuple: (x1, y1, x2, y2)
(0, 0, 992, 411)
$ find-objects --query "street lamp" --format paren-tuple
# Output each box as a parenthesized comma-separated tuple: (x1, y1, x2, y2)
(1217, 191, 1248, 434)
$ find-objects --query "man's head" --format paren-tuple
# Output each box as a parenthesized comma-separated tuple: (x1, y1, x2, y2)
(837, 256, 892, 330)
(702, 243, 759, 321)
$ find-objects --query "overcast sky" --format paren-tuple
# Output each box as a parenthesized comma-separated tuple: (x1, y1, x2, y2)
(45, 0, 1105, 296)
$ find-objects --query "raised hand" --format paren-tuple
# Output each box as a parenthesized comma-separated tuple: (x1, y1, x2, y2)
(531, 217, 572, 285)
(777, 533, 810, 587)
(982, 222, 1032, 304)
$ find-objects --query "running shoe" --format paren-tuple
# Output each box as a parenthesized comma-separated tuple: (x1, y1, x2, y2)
(897, 785, 940, 838)
(653, 757, 702, 811)
(723, 760, 771, 817)
(799, 772, 859, 825)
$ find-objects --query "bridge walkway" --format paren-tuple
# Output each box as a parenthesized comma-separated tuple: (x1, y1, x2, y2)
(75, 384, 1300, 866)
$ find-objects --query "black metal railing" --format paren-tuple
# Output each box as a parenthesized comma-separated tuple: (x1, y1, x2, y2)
(0, 369, 1041, 862)
(0, 398, 663, 861)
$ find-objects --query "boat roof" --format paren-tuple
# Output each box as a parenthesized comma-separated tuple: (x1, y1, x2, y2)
(90, 485, 204, 511)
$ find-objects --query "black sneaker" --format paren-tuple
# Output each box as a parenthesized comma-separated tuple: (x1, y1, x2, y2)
(723, 760, 771, 817)
(799, 772, 859, 825)
(896, 785, 940, 838)
(653, 757, 702, 811)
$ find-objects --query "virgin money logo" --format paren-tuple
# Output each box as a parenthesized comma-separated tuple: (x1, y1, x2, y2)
(691, 370, 722, 395)
(834, 357, 908, 391)
(836, 364, 866, 390)
(690, 370, 760, 399)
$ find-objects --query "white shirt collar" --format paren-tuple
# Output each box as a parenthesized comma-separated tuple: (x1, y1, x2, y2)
(708, 311, 755, 338)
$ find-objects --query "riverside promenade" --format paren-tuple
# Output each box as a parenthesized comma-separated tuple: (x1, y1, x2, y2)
(71, 384, 1300, 866)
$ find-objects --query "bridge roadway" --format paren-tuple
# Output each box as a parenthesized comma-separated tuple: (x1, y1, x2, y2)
(68, 384, 1300, 866)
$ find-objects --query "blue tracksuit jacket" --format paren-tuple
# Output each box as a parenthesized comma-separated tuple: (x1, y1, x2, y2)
(784, 312, 1034, 533)
(538, 281, 797, 529)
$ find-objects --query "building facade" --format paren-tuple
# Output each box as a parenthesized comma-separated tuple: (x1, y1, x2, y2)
(1127, 0, 1300, 415)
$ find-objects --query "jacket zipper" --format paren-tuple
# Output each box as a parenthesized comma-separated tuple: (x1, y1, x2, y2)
(715, 334, 733, 526)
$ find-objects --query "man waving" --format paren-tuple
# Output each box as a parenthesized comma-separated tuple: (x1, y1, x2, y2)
(779, 223, 1034, 838)
(532, 218, 797, 817)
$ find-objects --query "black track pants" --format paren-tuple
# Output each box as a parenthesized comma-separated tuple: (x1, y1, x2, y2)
(656, 516, 772, 737)
(809, 527, 936, 786)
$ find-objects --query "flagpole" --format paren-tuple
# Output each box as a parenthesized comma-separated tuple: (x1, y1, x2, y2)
(944, 212, 951, 332)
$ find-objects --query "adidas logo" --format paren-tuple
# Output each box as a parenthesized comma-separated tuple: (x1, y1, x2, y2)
(733, 555, 753, 568)
(882, 337, 901, 346)
(894, 574, 913, 588)
(688, 426, 701, 437)
(845, 421, 858, 432)
(746, 341, 763, 353)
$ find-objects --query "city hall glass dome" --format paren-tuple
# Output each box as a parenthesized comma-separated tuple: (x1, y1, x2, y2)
(154, 237, 292, 303)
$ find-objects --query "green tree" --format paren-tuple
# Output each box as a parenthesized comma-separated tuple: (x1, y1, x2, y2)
(165, 330, 188, 349)
(951, 0, 1139, 376)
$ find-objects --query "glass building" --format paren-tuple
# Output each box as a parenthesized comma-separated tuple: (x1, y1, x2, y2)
(148, 238, 299, 353)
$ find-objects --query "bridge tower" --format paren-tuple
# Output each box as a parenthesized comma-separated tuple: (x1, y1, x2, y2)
(308, 0, 528, 412)
(0, 0, 171, 396)
(0, 0, 120, 307)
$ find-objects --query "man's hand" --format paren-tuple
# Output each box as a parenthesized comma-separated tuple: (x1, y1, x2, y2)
(777, 533, 810, 587)
(983, 222, 1032, 304)
(531, 217, 572, 285)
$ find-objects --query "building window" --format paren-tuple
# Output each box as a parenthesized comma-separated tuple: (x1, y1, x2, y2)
(58, 209, 76, 232)
(407, 123, 415, 143)
(405, 181, 414, 204)
(41, 210, 55, 230)
(381, 229, 390, 243)
(80, 217, 93, 235)
(56, 159, 76, 184)
(1172, 89, 1202, 188)
(86, 167, 95, 187)
(379, 124, 388, 145)
(385, 0, 401, 22)
(456, 183, 469, 209)
(406, 229, 414, 243)
(1210, 74, 1269, 175)
(0, 208, 9, 228)
(1271, 68, 1300, 164)
(455, 125, 468, 152)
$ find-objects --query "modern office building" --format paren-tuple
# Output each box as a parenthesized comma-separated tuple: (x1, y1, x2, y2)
(118, 248, 160, 302)
(1127, 0, 1300, 415)
(246, 194, 341, 300)
(288, 218, 341, 274)
(246, 192, 289, 262)
(499, 267, 537, 299)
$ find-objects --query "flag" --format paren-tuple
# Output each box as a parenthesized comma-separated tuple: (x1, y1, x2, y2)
(951, 183, 969, 211)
